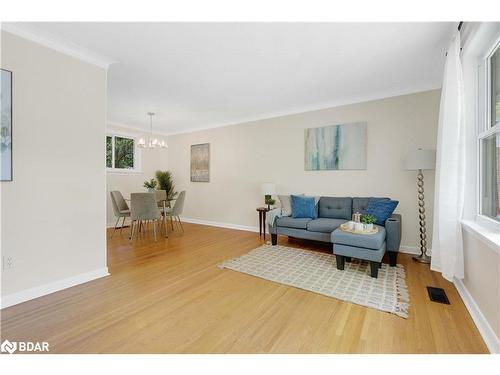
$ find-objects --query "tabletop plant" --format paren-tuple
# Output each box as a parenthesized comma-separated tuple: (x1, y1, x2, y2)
(360, 214, 377, 225)
(155, 170, 178, 200)
(266, 198, 276, 209)
(143, 178, 158, 192)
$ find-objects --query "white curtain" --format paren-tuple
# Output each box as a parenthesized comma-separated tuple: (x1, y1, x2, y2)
(431, 33, 466, 281)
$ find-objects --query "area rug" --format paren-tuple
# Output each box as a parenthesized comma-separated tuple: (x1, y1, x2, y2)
(218, 244, 409, 318)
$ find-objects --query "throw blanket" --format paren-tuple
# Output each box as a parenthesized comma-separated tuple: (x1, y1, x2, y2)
(266, 208, 283, 228)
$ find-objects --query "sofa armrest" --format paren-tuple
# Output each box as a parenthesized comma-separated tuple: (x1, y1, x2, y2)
(385, 214, 401, 252)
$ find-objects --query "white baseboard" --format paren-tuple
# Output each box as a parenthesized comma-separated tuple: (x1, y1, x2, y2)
(454, 278, 500, 354)
(107, 220, 130, 228)
(399, 245, 419, 255)
(1, 267, 110, 309)
(181, 217, 259, 233)
(399, 245, 433, 255)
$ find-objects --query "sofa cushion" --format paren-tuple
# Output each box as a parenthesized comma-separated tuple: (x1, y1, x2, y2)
(318, 197, 352, 220)
(365, 199, 399, 226)
(276, 217, 312, 229)
(331, 226, 386, 250)
(306, 218, 347, 233)
(291, 195, 318, 219)
(352, 197, 389, 215)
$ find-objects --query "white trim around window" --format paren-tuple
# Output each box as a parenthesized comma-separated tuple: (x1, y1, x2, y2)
(106, 132, 142, 174)
(476, 33, 500, 227)
(464, 24, 500, 251)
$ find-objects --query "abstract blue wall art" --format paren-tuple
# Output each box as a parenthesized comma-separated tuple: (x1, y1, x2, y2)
(304, 122, 367, 170)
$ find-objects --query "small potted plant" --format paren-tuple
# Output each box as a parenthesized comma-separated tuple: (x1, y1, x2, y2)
(361, 214, 377, 231)
(143, 178, 157, 192)
(266, 198, 276, 210)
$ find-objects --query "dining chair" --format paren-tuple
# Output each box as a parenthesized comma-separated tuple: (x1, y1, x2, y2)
(164, 191, 186, 233)
(110, 191, 130, 237)
(130, 193, 164, 241)
(155, 190, 167, 206)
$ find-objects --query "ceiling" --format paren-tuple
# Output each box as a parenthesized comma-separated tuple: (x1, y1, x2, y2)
(7, 22, 455, 134)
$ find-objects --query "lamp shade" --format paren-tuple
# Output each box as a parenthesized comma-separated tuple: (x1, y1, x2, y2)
(404, 149, 436, 170)
(261, 182, 276, 195)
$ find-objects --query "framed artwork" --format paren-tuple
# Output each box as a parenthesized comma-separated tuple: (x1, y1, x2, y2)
(304, 121, 367, 170)
(190, 143, 210, 182)
(1, 69, 12, 181)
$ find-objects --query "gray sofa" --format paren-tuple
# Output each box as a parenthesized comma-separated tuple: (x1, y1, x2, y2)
(269, 197, 402, 272)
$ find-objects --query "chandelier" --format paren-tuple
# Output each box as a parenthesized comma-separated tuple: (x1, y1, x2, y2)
(138, 112, 168, 149)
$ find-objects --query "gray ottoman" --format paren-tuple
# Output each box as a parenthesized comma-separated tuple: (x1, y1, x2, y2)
(331, 226, 386, 278)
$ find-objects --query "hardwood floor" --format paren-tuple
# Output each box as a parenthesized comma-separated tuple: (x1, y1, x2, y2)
(0, 223, 488, 353)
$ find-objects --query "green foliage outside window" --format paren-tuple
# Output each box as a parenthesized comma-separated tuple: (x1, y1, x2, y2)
(114, 137, 134, 169)
(106, 135, 135, 169)
(106, 136, 112, 168)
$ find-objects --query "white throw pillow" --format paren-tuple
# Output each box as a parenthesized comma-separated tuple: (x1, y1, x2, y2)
(278, 195, 292, 216)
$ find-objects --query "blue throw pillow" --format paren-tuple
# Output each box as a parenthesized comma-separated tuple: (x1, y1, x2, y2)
(291, 195, 318, 219)
(365, 198, 399, 226)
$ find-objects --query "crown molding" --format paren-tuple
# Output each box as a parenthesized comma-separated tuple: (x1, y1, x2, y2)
(107, 121, 170, 137)
(110, 85, 441, 138)
(1, 22, 115, 69)
(164, 84, 442, 136)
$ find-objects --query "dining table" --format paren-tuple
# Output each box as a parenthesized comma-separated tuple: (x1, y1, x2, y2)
(125, 193, 176, 238)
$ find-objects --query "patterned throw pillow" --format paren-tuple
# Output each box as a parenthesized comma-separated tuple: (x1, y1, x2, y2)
(278, 195, 292, 216)
(365, 198, 399, 226)
(291, 195, 318, 219)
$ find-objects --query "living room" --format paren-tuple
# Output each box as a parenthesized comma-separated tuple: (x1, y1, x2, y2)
(1, 0, 499, 372)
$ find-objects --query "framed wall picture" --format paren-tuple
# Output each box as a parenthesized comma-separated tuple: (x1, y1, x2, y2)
(190, 143, 210, 182)
(1, 69, 12, 181)
(304, 121, 367, 170)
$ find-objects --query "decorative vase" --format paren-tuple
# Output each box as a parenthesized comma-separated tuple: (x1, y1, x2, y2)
(352, 212, 362, 222)
(365, 223, 374, 231)
(147, 188, 155, 193)
(354, 222, 364, 232)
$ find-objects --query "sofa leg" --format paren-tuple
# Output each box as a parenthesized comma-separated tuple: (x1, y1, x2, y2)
(388, 251, 398, 267)
(370, 261, 379, 278)
(271, 233, 277, 246)
(345, 257, 352, 263)
(336, 255, 345, 270)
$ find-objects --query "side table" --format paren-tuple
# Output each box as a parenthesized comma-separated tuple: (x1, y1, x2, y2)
(256, 207, 270, 239)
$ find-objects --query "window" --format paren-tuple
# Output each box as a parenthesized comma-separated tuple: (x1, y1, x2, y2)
(479, 40, 500, 222)
(106, 134, 140, 172)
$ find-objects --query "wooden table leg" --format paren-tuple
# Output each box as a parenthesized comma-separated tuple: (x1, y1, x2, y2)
(259, 211, 262, 236)
(263, 212, 266, 240)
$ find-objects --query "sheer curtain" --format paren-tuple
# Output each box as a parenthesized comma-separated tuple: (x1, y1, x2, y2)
(431, 33, 466, 281)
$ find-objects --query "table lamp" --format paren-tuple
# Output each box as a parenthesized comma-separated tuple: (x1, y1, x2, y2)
(261, 182, 276, 209)
(404, 148, 436, 263)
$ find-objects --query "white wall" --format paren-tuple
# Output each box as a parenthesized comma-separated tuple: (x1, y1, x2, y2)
(167, 90, 440, 250)
(0, 31, 107, 306)
(106, 123, 169, 226)
(462, 230, 500, 341)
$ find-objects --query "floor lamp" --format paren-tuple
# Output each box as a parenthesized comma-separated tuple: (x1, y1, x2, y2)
(404, 149, 436, 264)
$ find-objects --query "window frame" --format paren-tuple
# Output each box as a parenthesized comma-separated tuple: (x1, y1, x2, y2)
(106, 132, 142, 174)
(477, 35, 500, 230)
